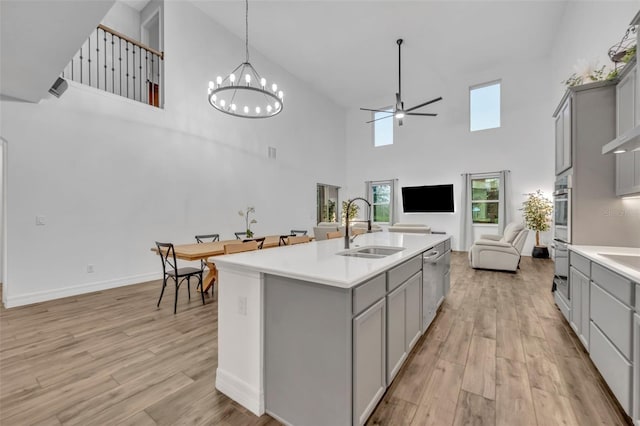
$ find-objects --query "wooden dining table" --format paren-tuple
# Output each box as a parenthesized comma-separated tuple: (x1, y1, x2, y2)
(151, 235, 284, 292)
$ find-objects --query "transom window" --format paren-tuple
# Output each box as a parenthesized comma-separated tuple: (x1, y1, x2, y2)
(472, 177, 500, 224)
(470, 81, 501, 132)
(373, 108, 393, 147)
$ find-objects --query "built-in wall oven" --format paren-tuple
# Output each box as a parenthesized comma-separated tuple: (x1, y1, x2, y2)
(552, 174, 571, 300)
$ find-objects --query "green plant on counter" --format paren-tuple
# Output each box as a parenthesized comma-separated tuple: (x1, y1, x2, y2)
(341, 201, 360, 226)
(522, 190, 553, 247)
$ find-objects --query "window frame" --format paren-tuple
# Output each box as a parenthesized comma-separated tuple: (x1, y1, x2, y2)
(470, 174, 500, 225)
(367, 180, 394, 224)
(372, 106, 394, 147)
(469, 80, 501, 132)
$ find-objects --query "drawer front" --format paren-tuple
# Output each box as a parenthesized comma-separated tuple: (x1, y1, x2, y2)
(387, 255, 422, 292)
(443, 238, 451, 252)
(569, 251, 590, 277)
(353, 274, 386, 315)
(590, 321, 632, 415)
(591, 262, 633, 306)
(590, 282, 633, 359)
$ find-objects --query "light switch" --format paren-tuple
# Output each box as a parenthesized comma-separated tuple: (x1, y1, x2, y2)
(36, 216, 46, 225)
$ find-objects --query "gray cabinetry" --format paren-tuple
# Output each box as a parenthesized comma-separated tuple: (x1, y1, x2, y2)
(615, 62, 640, 196)
(386, 282, 407, 384)
(405, 272, 422, 351)
(569, 266, 590, 349)
(587, 263, 635, 416)
(555, 97, 572, 175)
(634, 312, 640, 425)
(353, 298, 386, 426)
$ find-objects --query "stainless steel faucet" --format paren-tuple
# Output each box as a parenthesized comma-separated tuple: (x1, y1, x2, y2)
(344, 197, 372, 249)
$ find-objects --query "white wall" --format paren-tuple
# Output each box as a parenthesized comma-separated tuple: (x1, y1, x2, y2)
(344, 57, 555, 253)
(0, 1, 346, 307)
(551, 2, 638, 105)
(101, 1, 141, 41)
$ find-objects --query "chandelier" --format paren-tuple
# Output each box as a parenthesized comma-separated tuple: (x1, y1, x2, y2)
(208, 0, 284, 118)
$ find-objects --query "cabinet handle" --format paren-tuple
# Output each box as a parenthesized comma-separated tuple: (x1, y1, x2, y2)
(423, 251, 440, 262)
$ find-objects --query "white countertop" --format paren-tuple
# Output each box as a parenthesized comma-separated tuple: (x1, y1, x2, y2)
(570, 245, 640, 283)
(212, 233, 450, 288)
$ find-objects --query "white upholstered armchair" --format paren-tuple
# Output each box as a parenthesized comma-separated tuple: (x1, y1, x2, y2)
(468, 222, 528, 272)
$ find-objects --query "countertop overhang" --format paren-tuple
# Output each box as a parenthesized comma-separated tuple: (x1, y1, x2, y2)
(212, 232, 449, 288)
(570, 245, 640, 282)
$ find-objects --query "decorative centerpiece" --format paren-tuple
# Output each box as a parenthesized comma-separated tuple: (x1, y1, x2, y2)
(238, 207, 257, 238)
(522, 190, 553, 258)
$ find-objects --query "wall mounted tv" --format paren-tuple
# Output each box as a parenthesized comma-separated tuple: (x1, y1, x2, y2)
(401, 184, 454, 213)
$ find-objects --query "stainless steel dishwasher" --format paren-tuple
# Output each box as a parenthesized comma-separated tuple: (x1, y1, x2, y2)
(422, 242, 451, 331)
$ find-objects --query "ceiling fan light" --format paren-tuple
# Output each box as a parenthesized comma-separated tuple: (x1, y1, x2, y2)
(395, 112, 405, 119)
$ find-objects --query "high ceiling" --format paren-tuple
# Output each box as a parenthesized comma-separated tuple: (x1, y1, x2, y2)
(193, 1, 568, 108)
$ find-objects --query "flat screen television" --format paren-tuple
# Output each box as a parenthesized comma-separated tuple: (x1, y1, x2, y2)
(402, 184, 454, 213)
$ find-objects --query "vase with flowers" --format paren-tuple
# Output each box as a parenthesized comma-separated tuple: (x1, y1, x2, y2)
(238, 207, 257, 238)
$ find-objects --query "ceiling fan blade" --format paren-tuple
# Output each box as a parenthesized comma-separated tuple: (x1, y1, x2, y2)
(365, 114, 393, 124)
(406, 112, 438, 117)
(360, 107, 394, 113)
(405, 96, 443, 113)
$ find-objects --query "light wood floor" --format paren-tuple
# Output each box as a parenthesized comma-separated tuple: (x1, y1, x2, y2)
(0, 253, 630, 425)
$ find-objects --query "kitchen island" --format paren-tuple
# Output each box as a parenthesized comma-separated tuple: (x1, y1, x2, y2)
(212, 232, 451, 426)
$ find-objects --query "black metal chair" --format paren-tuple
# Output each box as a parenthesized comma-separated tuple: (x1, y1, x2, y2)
(243, 237, 265, 249)
(290, 229, 308, 236)
(195, 233, 220, 296)
(234, 232, 247, 240)
(155, 242, 205, 314)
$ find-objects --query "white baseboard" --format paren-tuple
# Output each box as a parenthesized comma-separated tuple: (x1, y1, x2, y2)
(4, 272, 161, 308)
(216, 368, 264, 416)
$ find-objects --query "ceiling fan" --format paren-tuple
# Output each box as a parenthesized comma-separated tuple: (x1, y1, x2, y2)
(360, 39, 442, 126)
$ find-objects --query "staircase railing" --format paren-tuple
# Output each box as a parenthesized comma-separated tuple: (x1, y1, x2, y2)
(61, 24, 164, 108)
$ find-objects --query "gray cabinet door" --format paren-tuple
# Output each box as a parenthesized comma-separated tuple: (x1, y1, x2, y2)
(616, 151, 640, 196)
(634, 313, 640, 425)
(580, 275, 590, 349)
(386, 283, 407, 384)
(617, 65, 636, 136)
(405, 272, 422, 352)
(353, 298, 386, 426)
(569, 267, 583, 338)
(555, 112, 564, 174)
(423, 260, 438, 330)
(555, 97, 572, 175)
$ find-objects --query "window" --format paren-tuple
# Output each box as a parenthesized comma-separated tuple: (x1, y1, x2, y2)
(470, 81, 500, 132)
(368, 180, 394, 223)
(471, 176, 500, 224)
(373, 108, 393, 147)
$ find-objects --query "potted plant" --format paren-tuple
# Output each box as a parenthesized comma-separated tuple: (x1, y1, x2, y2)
(522, 190, 553, 258)
(341, 201, 359, 226)
(238, 207, 257, 238)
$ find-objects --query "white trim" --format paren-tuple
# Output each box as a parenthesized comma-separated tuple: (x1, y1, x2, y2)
(3, 272, 161, 308)
(216, 368, 265, 416)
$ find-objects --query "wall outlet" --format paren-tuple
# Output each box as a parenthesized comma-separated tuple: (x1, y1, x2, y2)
(36, 216, 46, 225)
(238, 296, 247, 316)
(87, 264, 94, 273)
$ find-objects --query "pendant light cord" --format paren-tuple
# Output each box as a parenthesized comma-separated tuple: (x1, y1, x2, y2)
(245, 0, 249, 63)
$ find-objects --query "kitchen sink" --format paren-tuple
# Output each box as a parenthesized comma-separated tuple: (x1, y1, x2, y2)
(598, 253, 640, 271)
(337, 246, 405, 259)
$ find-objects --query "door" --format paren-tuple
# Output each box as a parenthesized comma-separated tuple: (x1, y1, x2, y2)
(386, 283, 407, 383)
(405, 272, 422, 351)
(353, 298, 386, 426)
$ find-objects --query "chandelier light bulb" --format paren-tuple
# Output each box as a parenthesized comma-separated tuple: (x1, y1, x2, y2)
(278, 90, 284, 99)
(229, 74, 236, 84)
(231, 104, 237, 111)
(216, 76, 222, 86)
(208, 81, 214, 90)
(272, 83, 277, 92)
(220, 99, 226, 107)
(244, 106, 249, 114)
(245, 74, 251, 84)
(267, 105, 272, 113)
(275, 101, 280, 109)
(256, 106, 261, 114)
(260, 78, 266, 88)
(211, 94, 217, 103)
